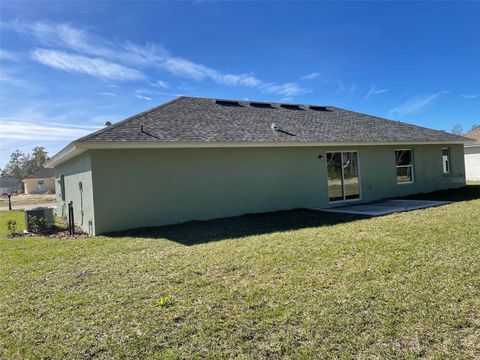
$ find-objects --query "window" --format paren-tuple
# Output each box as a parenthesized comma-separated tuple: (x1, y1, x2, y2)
(395, 149, 414, 183)
(36, 180, 45, 192)
(442, 148, 450, 174)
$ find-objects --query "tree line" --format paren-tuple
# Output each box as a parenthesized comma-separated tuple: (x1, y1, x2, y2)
(451, 123, 480, 135)
(1, 147, 49, 181)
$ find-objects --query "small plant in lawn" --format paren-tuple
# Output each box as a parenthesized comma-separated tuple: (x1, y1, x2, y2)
(156, 295, 175, 308)
(6, 219, 17, 234)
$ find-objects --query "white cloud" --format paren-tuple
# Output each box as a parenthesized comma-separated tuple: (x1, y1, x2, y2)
(262, 82, 307, 97)
(300, 72, 319, 81)
(0, 71, 26, 86)
(31, 48, 145, 81)
(114, 41, 307, 96)
(144, 48, 264, 88)
(214, 73, 262, 87)
(336, 81, 356, 94)
(136, 94, 152, 101)
(5, 19, 309, 96)
(0, 48, 20, 61)
(2, 20, 116, 59)
(460, 94, 478, 99)
(97, 92, 117, 96)
(0, 119, 98, 141)
(44, 122, 100, 129)
(365, 85, 388, 99)
(389, 92, 447, 117)
(155, 80, 169, 89)
(79, 37, 267, 89)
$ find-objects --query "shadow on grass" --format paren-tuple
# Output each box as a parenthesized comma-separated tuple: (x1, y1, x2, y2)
(106, 209, 368, 246)
(107, 185, 480, 246)
(402, 183, 480, 202)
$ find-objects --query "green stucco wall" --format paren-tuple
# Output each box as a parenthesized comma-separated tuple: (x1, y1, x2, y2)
(77, 144, 465, 235)
(54, 152, 95, 235)
(357, 144, 465, 200)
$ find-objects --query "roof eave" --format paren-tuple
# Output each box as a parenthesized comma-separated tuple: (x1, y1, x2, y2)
(465, 141, 480, 148)
(46, 138, 473, 168)
(44, 142, 87, 168)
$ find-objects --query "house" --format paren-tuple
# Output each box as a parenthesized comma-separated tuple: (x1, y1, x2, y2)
(464, 127, 480, 181)
(0, 175, 20, 194)
(45, 97, 472, 235)
(22, 168, 55, 194)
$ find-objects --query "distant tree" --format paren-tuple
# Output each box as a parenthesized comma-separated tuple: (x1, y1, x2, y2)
(3, 147, 49, 181)
(451, 124, 463, 135)
(24, 147, 48, 177)
(4, 150, 28, 181)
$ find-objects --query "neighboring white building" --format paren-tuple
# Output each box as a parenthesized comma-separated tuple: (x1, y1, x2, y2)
(464, 127, 480, 181)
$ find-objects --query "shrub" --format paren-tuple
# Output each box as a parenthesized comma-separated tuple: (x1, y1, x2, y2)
(6, 220, 17, 234)
(27, 216, 47, 233)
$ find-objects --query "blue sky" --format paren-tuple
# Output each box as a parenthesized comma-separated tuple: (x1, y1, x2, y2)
(1, 1, 479, 166)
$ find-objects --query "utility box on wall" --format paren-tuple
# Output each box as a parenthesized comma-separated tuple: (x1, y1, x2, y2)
(24, 207, 55, 232)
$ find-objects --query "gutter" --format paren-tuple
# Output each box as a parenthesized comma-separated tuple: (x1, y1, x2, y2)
(44, 143, 83, 168)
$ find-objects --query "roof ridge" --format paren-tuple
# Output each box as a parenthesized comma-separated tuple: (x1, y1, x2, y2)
(75, 96, 185, 143)
(181, 95, 329, 108)
(67, 95, 471, 145)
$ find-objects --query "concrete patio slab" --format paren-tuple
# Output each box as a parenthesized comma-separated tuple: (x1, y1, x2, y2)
(312, 199, 451, 216)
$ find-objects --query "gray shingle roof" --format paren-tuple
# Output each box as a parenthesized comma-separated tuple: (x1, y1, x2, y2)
(0, 176, 19, 187)
(23, 168, 55, 180)
(77, 97, 467, 144)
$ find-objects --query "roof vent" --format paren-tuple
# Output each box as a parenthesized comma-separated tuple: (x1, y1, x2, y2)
(216, 100, 242, 107)
(280, 104, 302, 110)
(270, 122, 296, 136)
(250, 102, 274, 109)
(309, 106, 328, 111)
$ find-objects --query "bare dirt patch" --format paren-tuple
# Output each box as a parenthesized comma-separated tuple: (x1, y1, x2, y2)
(0, 194, 56, 207)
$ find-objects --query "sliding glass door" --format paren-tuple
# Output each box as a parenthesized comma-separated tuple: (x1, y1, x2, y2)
(327, 151, 360, 202)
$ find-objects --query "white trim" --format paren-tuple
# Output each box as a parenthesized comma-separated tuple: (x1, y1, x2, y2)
(44, 144, 84, 168)
(442, 147, 450, 174)
(46, 139, 469, 168)
(465, 142, 480, 148)
(395, 149, 414, 184)
(78, 140, 469, 149)
(326, 150, 362, 203)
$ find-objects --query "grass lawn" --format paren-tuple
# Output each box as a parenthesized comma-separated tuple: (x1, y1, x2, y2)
(1, 185, 479, 359)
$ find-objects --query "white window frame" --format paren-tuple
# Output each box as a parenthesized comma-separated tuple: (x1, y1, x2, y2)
(395, 149, 414, 184)
(442, 147, 450, 174)
(326, 150, 362, 203)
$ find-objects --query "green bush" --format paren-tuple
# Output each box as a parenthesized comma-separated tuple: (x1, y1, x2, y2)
(27, 216, 47, 233)
(6, 220, 17, 235)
